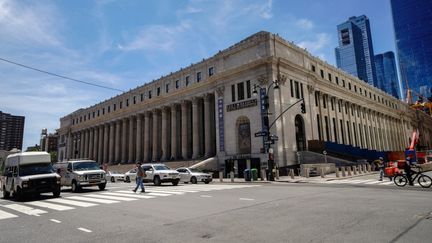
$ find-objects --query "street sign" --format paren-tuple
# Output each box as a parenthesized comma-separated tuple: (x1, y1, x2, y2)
(270, 135, 279, 141)
(264, 140, 275, 145)
(254, 131, 268, 137)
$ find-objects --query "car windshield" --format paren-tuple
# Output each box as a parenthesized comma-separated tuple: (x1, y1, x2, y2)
(73, 162, 100, 171)
(110, 171, 120, 174)
(154, 165, 171, 170)
(189, 168, 203, 173)
(19, 163, 54, 176)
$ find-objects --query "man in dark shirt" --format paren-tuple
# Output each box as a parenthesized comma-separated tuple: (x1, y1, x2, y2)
(404, 157, 414, 186)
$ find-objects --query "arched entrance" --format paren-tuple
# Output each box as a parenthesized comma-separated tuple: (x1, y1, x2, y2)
(295, 115, 306, 151)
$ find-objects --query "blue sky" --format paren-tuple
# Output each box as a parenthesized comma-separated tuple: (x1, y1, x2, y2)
(0, 0, 396, 150)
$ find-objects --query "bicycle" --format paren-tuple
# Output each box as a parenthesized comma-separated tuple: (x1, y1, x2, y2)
(393, 166, 432, 188)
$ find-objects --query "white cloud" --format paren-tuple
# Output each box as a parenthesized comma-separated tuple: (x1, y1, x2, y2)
(118, 21, 191, 52)
(296, 18, 314, 30)
(297, 33, 331, 53)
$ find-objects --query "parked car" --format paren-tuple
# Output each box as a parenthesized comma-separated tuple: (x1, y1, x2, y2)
(124, 168, 137, 183)
(106, 171, 125, 183)
(176, 167, 212, 184)
(142, 163, 180, 186)
(53, 160, 106, 192)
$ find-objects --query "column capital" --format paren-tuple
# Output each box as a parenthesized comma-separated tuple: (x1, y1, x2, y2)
(144, 110, 152, 117)
(152, 108, 161, 115)
(191, 96, 200, 105)
(203, 93, 213, 101)
(181, 99, 190, 106)
(162, 106, 170, 113)
(170, 103, 179, 109)
(136, 113, 143, 120)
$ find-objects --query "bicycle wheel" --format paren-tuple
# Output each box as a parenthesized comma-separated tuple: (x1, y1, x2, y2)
(394, 175, 408, 187)
(417, 175, 432, 188)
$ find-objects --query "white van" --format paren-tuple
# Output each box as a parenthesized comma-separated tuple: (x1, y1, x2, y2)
(53, 160, 106, 192)
(1, 152, 61, 199)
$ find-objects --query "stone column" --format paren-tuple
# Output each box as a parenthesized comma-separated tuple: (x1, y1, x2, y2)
(109, 122, 115, 164)
(88, 128, 94, 160)
(181, 100, 189, 159)
(143, 111, 151, 162)
(79, 131, 84, 158)
(136, 114, 143, 162)
(68, 133, 74, 159)
(98, 125, 103, 163)
(103, 124, 109, 163)
(161, 106, 170, 161)
(115, 120, 121, 163)
(170, 103, 178, 159)
(192, 97, 200, 159)
(92, 127, 98, 161)
(152, 109, 160, 161)
(121, 118, 128, 163)
(204, 94, 212, 157)
(128, 116, 135, 163)
(83, 129, 88, 158)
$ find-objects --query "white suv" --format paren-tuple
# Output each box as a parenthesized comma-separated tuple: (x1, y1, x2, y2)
(142, 164, 180, 186)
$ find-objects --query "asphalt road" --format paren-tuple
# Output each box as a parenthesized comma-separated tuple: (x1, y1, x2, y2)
(0, 182, 431, 243)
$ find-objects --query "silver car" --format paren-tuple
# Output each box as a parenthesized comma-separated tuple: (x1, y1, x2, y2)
(106, 171, 125, 183)
(176, 167, 212, 184)
(124, 168, 137, 183)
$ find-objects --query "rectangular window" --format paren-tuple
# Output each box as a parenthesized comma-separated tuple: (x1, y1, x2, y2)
(300, 83, 304, 99)
(157, 87, 161, 96)
(333, 118, 338, 143)
(348, 83, 351, 90)
(165, 83, 169, 93)
(315, 91, 319, 107)
(290, 79, 294, 97)
(237, 82, 245, 101)
(80, 117, 82, 122)
(126, 99, 129, 107)
(148, 91, 152, 99)
(324, 116, 330, 141)
(73, 119, 75, 125)
(335, 77, 339, 85)
(133, 96, 136, 104)
(197, 72, 202, 82)
(120, 101, 123, 109)
(208, 67, 214, 77)
(294, 81, 300, 99)
(317, 114, 322, 141)
(323, 95, 327, 109)
(84, 116, 86, 121)
(354, 85, 357, 92)
(176, 80, 179, 89)
(98, 110, 100, 116)
(102, 108, 105, 115)
(141, 94, 144, 101)
(231, 84, 235, 102)
(320, 69, 324, 78)
(345, 103, 348, 114)
(185, 76, 190, 86)
(113, 104, 116, 111)
(246, 80, 251, 98)
(311, 65, 316, 72)
(338, 100, 341, 113)
(328, 73, 332, 81)
(340, 120, 345, 144)
(342, 79, 345, 87)
(92, 112, 95, 118)
(108, 106, 111, 113)
(331, 98, 334, 111)
(347, 121, 351, 145)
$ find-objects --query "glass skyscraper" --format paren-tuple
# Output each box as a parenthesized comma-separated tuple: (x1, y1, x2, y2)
(391, 0, 432, 100)
(375, 52, 400, 99)
(335, 15, 377, 86)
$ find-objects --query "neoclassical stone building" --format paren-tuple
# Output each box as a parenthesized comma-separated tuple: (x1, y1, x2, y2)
(57, 31, 432, 173)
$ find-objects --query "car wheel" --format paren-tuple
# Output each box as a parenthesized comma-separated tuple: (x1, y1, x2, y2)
(204, 181, 210, 184)
(172, 179, 179, 186)
(191, 177, 197, 184)
(125, 176, 130, 183)
(71, 181, 80, 193)
(14, 187, 22, 201)
(3, 186, 10, 199)
(110, 177, 115, 183)
(153, 176, 161, 186)
(98, 183, 106, 191)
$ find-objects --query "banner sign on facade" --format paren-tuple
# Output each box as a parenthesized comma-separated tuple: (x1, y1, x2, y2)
(260, 88, 268, 150)
(226, 99, 257, 112)
(218, 98, 225, 151)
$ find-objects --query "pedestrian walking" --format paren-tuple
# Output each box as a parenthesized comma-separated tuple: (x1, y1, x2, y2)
(133, 162, 145, 193)
(374, 157, 385, 181)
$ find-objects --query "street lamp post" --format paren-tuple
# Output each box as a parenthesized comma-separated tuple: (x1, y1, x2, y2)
(252, 80, 279, 181)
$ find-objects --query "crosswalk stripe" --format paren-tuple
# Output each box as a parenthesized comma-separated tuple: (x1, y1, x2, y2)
(67, 196, 119, 204)
(118, 190, 182, 195)
(2, 204, 47, 216)
(0, 209, 18, 220)
(85, 194, 137, 201)
(26, 201, 74, 211)
(145, 190, 184, 195)
(364, 181, 383, 185)
(102, 192, 155, 199)
(46, 198, 98, 207)
(381, 181, 394, 185)
(146, 192, 172, 197)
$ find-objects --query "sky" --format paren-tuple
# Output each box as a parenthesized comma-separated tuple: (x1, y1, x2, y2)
(0, 0, 397, 150)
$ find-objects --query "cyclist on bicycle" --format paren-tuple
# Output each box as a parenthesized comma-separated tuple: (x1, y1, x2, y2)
(404, 157, 415, 186)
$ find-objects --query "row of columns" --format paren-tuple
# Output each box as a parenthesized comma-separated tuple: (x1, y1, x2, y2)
(67, 94, 216, 164)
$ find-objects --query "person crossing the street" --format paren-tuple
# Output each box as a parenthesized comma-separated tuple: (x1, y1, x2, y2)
(133, 162, 146, 193)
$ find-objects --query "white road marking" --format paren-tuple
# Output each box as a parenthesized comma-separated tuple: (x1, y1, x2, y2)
(2, 204, 47, 216)
(146, 192, 172, 197)
(381, 181, 394, 185)
(85, 194, 137, 201)
(144, 190, 184, 195)
(102, 192, 155, 199)
(0, 209, 18, 220)
(67, 196, 119, 204)
(239, 198, 255, 201)
(200, 195, 212, 198)
(46, 198, 98, 207)
(364, 181, 383, 185)
(25, 201, 74, 211)
(50, 219, 61, 223)
(77, 227, 92, 233)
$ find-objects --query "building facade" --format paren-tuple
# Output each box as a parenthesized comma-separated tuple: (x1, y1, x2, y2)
(0, 111, 25, 151)
(58, 32, 432, 173)
(335, 15, 377, 87)
(391, 0, 432, 100)
(374, 52, 400, 99)
(40, 129, 59, 153)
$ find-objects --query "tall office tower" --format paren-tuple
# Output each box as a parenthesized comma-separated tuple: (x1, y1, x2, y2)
(375, 51, 400, 99)
(335, 15, 377, 86)
(391, 0, 432, 100)
(0, 111, 25, 151)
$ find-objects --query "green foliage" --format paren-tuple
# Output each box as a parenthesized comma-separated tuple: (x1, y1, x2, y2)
(50, 151, 58, 163)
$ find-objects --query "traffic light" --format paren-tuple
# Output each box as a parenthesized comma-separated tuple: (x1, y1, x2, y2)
(300, 102, 306, 114)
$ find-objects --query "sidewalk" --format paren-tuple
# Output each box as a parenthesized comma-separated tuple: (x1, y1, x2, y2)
(213, 171, 377, 184)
